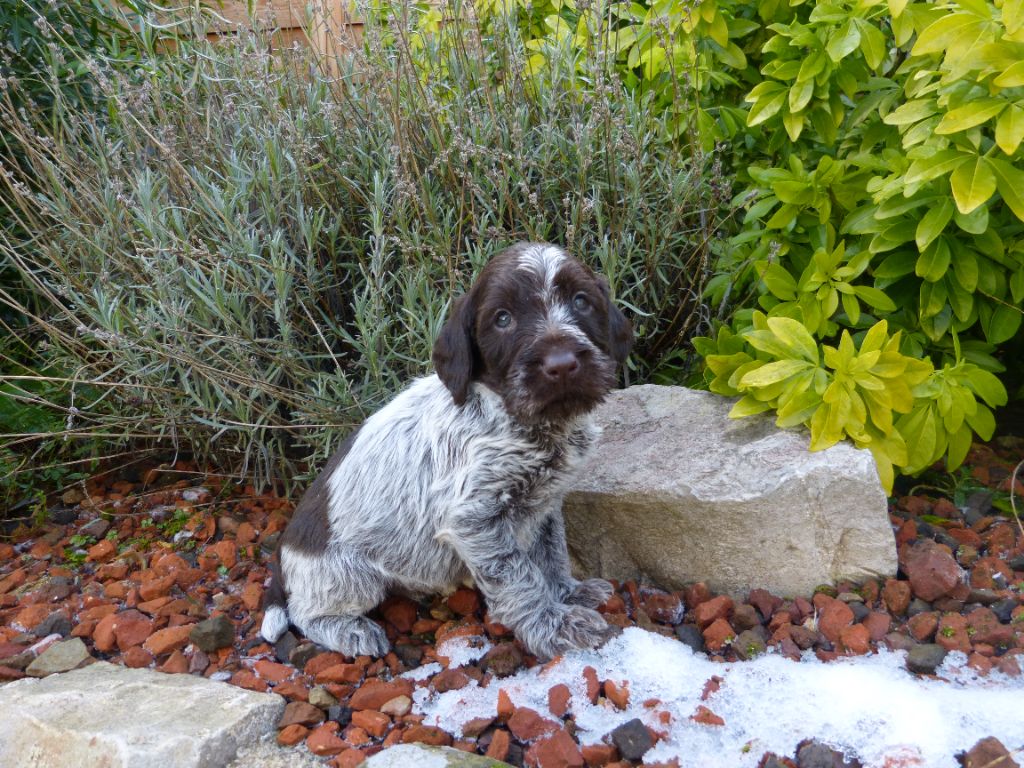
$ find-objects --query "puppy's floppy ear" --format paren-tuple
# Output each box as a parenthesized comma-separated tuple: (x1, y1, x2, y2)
(433, 291, 478, 406)
(598, 277, 633, 365)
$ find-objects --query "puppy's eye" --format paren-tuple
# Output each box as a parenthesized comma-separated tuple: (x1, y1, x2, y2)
(572, 293, 590, 311)
(494, 310, 513, 328)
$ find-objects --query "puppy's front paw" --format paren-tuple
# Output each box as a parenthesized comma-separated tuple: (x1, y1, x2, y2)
(303, 615, 390, 658)
(565, 578, 614, 609)
(520, 604, 613, 659)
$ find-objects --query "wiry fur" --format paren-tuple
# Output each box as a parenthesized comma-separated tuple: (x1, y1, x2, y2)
(261, 243, 633, 659)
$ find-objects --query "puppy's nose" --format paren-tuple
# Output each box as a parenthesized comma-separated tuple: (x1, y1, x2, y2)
(542, 349, 580, 381)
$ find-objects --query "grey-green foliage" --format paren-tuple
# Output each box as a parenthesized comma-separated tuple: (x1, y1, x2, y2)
(0, 7, 721, 488)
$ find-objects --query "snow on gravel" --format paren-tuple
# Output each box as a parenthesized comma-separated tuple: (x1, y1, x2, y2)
(414, 627, 1024, 767)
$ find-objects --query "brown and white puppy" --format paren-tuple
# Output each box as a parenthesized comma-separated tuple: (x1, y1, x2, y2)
(261, 242, 633, 659)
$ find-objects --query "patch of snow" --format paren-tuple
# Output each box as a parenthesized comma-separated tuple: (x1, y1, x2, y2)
(436, 635, 491, 668)
(402, 662, 443, 681)
(414, 627, 1024, 767)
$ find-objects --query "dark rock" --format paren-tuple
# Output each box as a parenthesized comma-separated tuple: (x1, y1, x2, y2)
(79, 518, 111, 539)
(965, 588, 998, 605)
(48, 507, 77, 525)
(189, 615, 235, 653)
(506, 743, 524, 767)
(957, 736, 1019, 768)
(883, 633, 916, 653)
(963, 491, 993, 526)
(481, 642, 524, 677)
(789, 625, 819, 651)
(848, 602, 870, 622)
(610, 718, 653, 762)
(907, 599, 932, 617)
(289, 642, 321, 670)
(732, 604, 762, 632)
(273, 631, 298, 664)
(733, 630, 767, 660)
(33, 611, 72, 638)
(796, 739, 862, 767)
(675, 624, 705, 654)
(328, 705, 352, 728)
(906, 643, 947, 675)
(991, 598, 1017, 624)
(394, 643, 423, 669)
(1007, 553, 1024, 571)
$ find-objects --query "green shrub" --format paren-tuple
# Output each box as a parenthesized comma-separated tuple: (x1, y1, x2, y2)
(480, 0, 1021, 489)
(0, 7, 721, 489)
(1, 0, 154, 513)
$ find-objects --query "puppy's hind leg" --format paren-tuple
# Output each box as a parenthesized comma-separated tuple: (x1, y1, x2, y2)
(283, 546, 390, 657)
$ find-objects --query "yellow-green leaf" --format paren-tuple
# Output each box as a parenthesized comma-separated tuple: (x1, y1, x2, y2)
(1004, 0, 1024, 35)
(883, 98, 938, 126)
(995, 105, 1024, 155)
(946, 423, 972, 470)
(739, 359, 814, 388)
(888, 0, 908, 16)
(747, 88, 788, 127)
(789, 79, 814, 114)
(729, 395, 775, 418)
(949, 156, 996, 214)
(994, 59, 1024, 88)
(766, 316, 819, 362)
(852, 285, 897, 312)
(964, 366, 1008, 408)
(935, 100, 1007, 135)
(826, 20, 861, 63)
(856, 19, 887, 70)
(915, 198, 953, 251)
(990, 158, 1024, 222)
(783, 109, 804, 142)
(912, 13, 984, 57)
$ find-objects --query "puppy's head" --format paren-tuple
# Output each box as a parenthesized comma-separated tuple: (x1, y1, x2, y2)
(433, 243, 633, 424)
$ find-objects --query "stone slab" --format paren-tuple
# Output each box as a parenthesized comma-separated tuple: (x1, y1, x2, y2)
(0, 662, 284, 768)
(365, 744, 513, 767)
(563, 385, 897, 597)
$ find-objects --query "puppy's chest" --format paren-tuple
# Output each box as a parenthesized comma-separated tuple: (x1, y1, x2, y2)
(494, 426, 594, 518)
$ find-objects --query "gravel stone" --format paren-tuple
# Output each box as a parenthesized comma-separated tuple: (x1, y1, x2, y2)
(674, 624, 704, 654)
(907, 599, 932, 617)
(906, 644, 948, 675)
(25, 638, 93, 677)
(481, 643, 523, 677)
(609, 718, 653, 762)
(732, 630, 767, 660)
(189, 614, 235, 653)
(289, 642, 321, 670)
(394, 643, 424, 669)
(796, 739, 862, 767)
(33, 611, 72, 638)
(990, 598, 1017, 624)
(328, 705, 353, 727)
(273, 631, 298, 664)
(80, 518, 111, 539)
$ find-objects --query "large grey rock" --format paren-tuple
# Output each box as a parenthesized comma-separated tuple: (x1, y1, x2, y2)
(0, 662, 284, 768)
(563, 385, 896, 597)
(365, 744, 513, 767)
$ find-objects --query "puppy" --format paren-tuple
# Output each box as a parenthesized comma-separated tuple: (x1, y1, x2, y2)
(261, 242, 633, 659)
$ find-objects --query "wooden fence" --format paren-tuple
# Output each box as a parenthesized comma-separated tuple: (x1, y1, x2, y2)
(168, 1, 367, 58)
